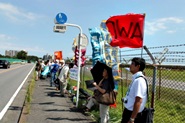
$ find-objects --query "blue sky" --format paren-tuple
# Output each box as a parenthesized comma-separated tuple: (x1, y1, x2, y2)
(0, 0, 185, 59)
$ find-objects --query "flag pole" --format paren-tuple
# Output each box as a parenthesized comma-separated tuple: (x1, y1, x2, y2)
(141, 13, 146, 58)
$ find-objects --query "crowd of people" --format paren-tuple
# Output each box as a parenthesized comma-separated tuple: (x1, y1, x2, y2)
(35, 59, 74, 97)
(35, 57, 148, 123)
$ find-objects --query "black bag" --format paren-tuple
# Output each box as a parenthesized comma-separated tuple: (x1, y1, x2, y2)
(54, 78, 59, 85)
(138, 76, 155, 123)
(94, 89, 116, 105)
(142, 107, 155, 123)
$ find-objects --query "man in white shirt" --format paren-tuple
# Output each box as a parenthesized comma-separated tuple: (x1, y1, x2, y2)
(121, 57, 147, 123)
(58, 61, 74, 97)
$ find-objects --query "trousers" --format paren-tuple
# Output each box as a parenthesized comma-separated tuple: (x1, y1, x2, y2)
(121, 108, 143, 123)
(100, 104, 109, 123)
(60, 80, 68, 95)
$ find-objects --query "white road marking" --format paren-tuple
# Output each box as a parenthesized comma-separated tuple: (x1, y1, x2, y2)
(0, 64, 35, 120)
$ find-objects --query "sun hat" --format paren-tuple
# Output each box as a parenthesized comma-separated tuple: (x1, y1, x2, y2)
(59, 59, 65, 63)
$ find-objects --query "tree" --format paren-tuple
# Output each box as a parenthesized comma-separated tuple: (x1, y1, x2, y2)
(27, 55, 39, 62)
(16, 50, 27, 60)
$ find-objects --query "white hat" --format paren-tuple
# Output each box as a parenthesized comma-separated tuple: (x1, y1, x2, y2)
(59, 60, 65, 63)
(56, 60, 59, 63)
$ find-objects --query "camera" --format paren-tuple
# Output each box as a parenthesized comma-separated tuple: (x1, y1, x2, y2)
(121, 97, 128, 103)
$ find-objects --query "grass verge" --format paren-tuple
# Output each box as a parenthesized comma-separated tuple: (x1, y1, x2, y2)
(19, 72, 36, 123)
(24, 72, 36, 113)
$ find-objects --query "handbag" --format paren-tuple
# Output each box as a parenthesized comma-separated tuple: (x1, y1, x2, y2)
(142, 107, 155, 123)
(139, 76, 155, 123)
(94, 87, 116, 105)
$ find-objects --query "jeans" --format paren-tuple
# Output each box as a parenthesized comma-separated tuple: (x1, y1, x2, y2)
(50, 72, 56, 86)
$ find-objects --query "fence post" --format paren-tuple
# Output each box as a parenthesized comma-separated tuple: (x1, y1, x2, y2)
(143, 46, 157, 108)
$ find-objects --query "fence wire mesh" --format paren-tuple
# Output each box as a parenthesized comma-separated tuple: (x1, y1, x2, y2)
(119, 64, 185, 123)
(81, 63, 185, 123)
(81, 44, 185, 122)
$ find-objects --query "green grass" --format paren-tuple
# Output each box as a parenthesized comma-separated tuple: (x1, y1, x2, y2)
(158, 69, 185, 82)
(142, 68, 185, 82)
(24, 72, 36, 114)
(154, 100, 185, 123)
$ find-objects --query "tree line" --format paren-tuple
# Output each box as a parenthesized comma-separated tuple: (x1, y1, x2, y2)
(0, 50, 40, 62)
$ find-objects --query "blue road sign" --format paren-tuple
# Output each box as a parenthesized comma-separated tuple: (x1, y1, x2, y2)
(55, 13, 67, 24)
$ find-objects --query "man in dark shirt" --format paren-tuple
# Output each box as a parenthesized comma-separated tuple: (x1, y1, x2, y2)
(50, 60, 59, 87)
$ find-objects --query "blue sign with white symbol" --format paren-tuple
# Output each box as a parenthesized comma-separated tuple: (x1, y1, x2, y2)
(55, 13, 67, 24)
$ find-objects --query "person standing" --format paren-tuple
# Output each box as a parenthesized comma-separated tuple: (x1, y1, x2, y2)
(93, 67, 114, 123)
(55, 60, 65, 90)
(50, 60, 59, 87)
(58, 62, 74, 97)
(41, 60, 45, 72)
(35, 60, 42, 81)
(121, 57, 147, 123)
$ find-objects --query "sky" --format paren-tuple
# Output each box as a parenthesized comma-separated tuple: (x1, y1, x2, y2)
(0, 0, 185, 60)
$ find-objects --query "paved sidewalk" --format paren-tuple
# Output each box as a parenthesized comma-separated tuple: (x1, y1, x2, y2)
(20, 78, 96, 123)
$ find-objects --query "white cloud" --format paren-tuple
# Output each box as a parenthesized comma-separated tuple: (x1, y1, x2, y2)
(145, 17, 184, 35)
(166, 30, 176, 34)
(0, 2, 39, 23)
(158, 17, 183, 23)
(0, 34, 14, 41)
(0, 43, 47, 56)
(0, 33, 47, 55)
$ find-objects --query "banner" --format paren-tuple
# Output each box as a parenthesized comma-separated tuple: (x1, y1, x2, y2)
(89, 27, 106, 66)
(69, 67, 78, 81)
(89, 21, 121, 91)
(106, 13, 145, 48)
(54, 51, 62, 60)
(74, 46, 86, 67)
(100, 21, 120, 90)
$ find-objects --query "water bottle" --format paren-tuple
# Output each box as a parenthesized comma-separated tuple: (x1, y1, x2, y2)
(73, 96, 76, 103)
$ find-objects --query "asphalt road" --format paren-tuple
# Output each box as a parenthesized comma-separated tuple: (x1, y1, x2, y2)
(0, 63, 35, 122)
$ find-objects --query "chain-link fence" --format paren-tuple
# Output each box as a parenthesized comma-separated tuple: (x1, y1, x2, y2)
(119, 64, 185, 123)
(81, 44, 185, 122)
(80, 63, 185, 123)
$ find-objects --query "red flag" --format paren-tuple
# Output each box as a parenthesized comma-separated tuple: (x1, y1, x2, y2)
(106, 13, 145, 48)
(54, 51, 62, 60)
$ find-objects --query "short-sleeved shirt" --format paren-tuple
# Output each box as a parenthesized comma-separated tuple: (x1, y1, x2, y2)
(124, 71, 147, 112)
(58, 65, 69, 82)
(100, 79, 110, 91)
(50, 63, 59, 73)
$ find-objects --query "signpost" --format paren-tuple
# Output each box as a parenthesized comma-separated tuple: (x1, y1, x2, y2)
(53, 12, 86, 107)
(55, 13, 67, 24)
(53, 24, 67, 33)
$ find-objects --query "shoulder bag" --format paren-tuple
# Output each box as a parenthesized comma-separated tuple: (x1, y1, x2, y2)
(138, 76, 155, 123)
(94, 80, 116, 105)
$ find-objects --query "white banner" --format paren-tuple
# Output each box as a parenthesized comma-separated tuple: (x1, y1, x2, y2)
(69, 67, 78, 81)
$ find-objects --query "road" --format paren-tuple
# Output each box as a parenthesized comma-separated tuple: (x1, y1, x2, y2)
(0, 63, 35, 121)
